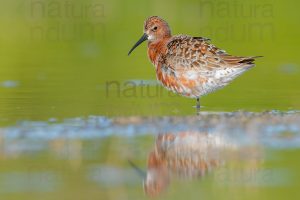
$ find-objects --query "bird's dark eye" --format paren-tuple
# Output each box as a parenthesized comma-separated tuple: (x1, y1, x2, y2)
(153, 26, 158, 31)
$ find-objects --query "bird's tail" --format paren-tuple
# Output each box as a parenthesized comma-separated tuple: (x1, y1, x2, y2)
(238, 56, 263, 65)
(221, 55, 263, 68)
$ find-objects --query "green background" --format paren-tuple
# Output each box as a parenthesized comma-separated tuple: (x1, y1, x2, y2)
(1, 0, 300, 125)
(0, 1, 300, 200)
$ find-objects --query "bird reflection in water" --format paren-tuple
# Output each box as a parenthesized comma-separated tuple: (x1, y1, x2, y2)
(141, 131, 263, 197)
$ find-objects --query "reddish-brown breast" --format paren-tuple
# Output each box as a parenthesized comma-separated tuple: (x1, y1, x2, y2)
(147, 38, 185, 95)
(147, 39, 169, 65)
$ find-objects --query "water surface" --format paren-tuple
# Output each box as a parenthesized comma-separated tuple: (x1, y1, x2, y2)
(0, 0, 300, 199)
(1, 112, 300, 199)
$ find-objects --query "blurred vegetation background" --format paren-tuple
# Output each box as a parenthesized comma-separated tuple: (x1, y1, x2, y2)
(1, 1, 300, 200)
(0, 0, 300, 125)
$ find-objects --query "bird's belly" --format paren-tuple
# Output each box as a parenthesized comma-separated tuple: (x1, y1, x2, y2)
(157, 68, 233, 98)
(156, 70, 208, 98)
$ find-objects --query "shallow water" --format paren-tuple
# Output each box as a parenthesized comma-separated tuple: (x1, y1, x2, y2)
(1, 112, 300, 199)
(1, 0, 300, 199)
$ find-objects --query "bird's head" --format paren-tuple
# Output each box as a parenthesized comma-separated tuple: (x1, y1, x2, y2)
(128, 16, 171, 55)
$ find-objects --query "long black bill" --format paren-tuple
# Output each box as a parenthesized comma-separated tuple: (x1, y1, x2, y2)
(128, 33, 148, 55)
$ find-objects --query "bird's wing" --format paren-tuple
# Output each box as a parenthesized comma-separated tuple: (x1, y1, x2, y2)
(163, 35, 259, 75)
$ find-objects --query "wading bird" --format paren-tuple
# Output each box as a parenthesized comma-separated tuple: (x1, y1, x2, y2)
(128, 16, 260, 112)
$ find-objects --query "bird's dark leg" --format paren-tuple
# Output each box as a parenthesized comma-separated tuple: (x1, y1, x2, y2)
(196, 97, 200, 114)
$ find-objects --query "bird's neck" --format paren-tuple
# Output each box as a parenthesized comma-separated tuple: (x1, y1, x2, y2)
(147, 38, 170, 65)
